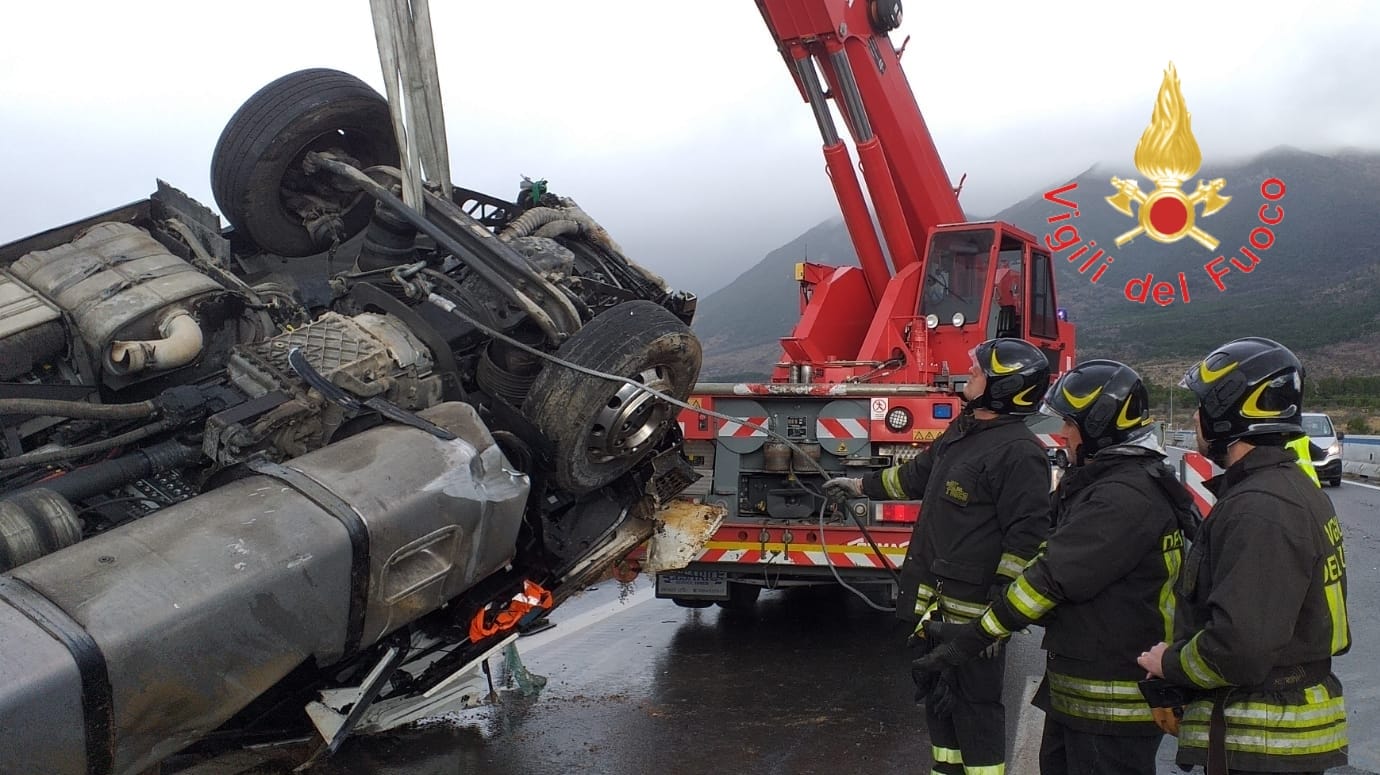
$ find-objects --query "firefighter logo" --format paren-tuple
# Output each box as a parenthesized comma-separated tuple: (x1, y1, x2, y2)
(1106, 63, 1230, 250)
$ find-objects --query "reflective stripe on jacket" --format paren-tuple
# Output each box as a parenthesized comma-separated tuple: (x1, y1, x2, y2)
(980, 452, 1190, 735)
(860, 411, 1051, 624)
(1163, 445, 1349, 772)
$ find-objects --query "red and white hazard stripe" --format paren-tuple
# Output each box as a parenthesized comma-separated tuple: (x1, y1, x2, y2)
(718, 417, 768, 437)
(1180, 452, 1218, 515)
(694, 543, 906, 569)
(816, 417, 868, 441)
(1035, 433, 1068, 449)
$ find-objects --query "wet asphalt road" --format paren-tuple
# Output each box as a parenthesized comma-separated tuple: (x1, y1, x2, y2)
(227, 584, 1047, 775)
(180, 471, 1379, 775)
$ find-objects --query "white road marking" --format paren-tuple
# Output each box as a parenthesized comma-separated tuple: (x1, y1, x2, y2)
(517, 585, 656, 655)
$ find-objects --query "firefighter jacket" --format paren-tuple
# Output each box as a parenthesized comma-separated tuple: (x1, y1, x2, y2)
(860, 410, 1050, 625)
(1163, 445, 1349, 772)
(976, 448, 1194, 735)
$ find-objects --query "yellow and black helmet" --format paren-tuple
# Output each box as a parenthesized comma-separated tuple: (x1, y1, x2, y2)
(1041, 359, 1153, 456)
(971, 338, 1050, 416)
(1179, 337, 1304, 451)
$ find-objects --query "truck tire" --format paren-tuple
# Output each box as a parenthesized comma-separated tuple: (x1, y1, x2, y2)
(671, 597, 713, 609)
(211, 68, 398, 257)
(523, 301, 701, 494)
(715, 582, 761, 611)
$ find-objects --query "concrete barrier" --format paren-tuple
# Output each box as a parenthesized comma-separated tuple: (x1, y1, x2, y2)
(1344, 461, 1380, 479)
(1343, 434, 1380, 464)
(1342, 435, 1380, 478)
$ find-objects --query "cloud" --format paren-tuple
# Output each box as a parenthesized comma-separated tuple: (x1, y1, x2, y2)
(2, 0, 1376, 297)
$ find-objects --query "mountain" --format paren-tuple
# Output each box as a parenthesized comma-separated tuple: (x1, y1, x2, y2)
(694, 147, 1380, 381)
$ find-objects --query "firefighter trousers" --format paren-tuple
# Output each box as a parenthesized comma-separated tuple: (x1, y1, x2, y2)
(928, 646, 1006, 775)
(1037, 716, 1161, 775)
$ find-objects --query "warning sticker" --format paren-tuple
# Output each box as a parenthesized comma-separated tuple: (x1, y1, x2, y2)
(870, 398, 888, 420)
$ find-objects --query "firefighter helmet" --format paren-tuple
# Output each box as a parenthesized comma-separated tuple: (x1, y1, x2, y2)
(1179, 337, 1304, 456)
(969, 338, 1050, 416)
(1040, 359, 1153, 457)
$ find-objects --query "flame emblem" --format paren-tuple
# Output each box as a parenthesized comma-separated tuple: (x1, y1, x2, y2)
(1106, 63, 1230, 250)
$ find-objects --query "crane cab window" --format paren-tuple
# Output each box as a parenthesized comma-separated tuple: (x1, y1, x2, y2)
(1028, 249, 1059, 340)
(921, 230, 993, 326)
(989, 236, 1025, 339)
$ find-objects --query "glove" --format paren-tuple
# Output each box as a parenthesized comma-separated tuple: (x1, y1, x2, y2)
(1150, 705, 1182, 736)
(909, 634, 938, 702)
(822, 476, 863, 501)
(1138, 678, 1190, 737)
(910, 619, 1000, 673)
(926, 671, 959, 718)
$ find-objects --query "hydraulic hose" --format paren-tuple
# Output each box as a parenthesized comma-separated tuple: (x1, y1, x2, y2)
(499, 206, 595, 241)
(419, 283, 901, 611)
(11, 439, 203, 501)
(306, 153, 568, 346)
(0, 398, 158, 421)
(0, 421, 175, 470)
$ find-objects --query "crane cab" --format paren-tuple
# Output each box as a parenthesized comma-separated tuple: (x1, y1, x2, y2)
(918, 222, 1074, 391)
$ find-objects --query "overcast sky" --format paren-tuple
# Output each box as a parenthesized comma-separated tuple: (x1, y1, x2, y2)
(3, 1, 1377, 296)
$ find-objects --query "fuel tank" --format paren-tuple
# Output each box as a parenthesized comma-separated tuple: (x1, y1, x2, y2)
(0, 402, 528, 775)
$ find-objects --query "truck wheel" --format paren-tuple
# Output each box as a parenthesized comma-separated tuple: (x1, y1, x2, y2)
(523, 301, 701, 494)
(671, 597, 713, 609)
(715, 583, 761, 611)
(1330, 477, 1342, 488)
(1054, 450, 1069, 468)
(211, 68, 398, 257)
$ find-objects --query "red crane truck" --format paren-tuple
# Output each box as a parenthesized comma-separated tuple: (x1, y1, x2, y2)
(639, 0, 1076, 609)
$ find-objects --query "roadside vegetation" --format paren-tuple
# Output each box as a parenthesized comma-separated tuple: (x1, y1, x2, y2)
(1145, 377, 1380, 434)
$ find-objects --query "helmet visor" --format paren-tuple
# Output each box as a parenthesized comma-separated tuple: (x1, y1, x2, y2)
(1178, 364, 1195, 390)
(1038, 399, 1065, 420)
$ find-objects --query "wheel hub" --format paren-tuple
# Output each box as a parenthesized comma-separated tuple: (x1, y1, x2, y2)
(586, 366, 672, 464)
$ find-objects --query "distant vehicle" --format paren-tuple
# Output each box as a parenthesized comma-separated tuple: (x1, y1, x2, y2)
(1302, 412, 1344, 487)
(1027, 414, 1072, 468)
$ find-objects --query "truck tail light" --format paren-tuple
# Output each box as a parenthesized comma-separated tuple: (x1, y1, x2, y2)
(876, 502, 920, 523)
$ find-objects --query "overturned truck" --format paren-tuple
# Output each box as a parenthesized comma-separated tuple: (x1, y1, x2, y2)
(0, 69, 714, 775)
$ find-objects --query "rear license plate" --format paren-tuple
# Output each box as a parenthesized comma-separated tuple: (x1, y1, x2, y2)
(655, 569, 729, 599)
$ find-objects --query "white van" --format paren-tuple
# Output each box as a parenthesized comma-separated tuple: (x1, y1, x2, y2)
(1301, 412, 1343, 487)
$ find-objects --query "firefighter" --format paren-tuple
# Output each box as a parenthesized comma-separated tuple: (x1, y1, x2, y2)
(1137, 337, 1350, 774)
(826, 337, 1052, 775)
(909, 360, 1199, 775)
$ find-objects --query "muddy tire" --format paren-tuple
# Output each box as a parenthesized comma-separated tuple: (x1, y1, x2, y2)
(211, 68, 398, 257)
(522, 301, 701, 494)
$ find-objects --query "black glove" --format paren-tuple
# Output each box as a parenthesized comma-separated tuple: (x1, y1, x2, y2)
(908, 625, 937, 702)
(911, 658, 939, 703)
(822, 476, 863, 502)
(927, 671, 958, 718)
(910, 619, 999, 673)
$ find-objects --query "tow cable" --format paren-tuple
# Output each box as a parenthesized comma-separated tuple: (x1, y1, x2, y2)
(392, 269, 903, 611)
